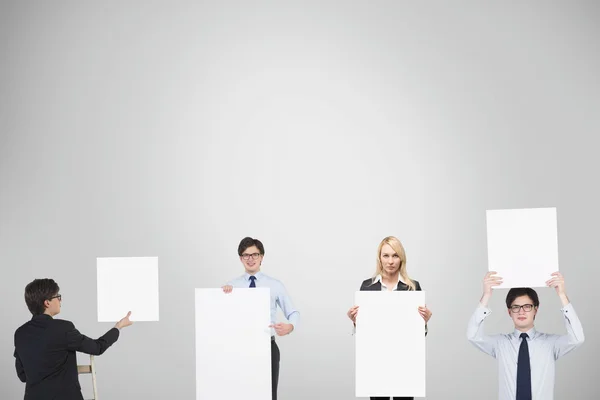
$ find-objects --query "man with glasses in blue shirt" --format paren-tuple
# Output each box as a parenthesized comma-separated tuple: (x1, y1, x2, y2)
(467, 271, 585, 400)
(222, 237, 299, 400)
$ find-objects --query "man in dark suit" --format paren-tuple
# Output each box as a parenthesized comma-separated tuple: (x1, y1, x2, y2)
(13, 278, 132, 400)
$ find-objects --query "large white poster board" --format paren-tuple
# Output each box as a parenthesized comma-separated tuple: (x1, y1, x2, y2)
(486, 207, 559, 288)
(97, 256, 159, 322)
(355, 291, 426, 398)
(195, 288, 272, 400)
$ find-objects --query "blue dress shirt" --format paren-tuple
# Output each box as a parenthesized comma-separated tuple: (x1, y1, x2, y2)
(228, 271, 300, 335)
(467, 303, 585, 400)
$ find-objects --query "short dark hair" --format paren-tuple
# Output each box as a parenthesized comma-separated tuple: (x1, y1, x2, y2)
(506, 287, 539, 308)
(238, 237, 265, 256)
(25, 278, 60, 315)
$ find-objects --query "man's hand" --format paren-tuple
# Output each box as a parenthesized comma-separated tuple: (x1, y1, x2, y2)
(270, 323, 294, 336)
(546, 271, 565, 294)
(115, 311, 133, 330)
(546, 271, 569, 306)
(347, 306, 359, 325)
(480, 271, 503, 307)
(418, 305, 432, 323)
(222, 285, 233, 294)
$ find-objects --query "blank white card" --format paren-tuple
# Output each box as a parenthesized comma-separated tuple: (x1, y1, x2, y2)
(486, 207, 559, 288)
(195, 288, 272, 400)
(97, 256, 159, 322)
(355, 291, 426, 398)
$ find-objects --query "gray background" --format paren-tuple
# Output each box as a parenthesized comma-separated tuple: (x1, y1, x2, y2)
(1, 1, 599, 399)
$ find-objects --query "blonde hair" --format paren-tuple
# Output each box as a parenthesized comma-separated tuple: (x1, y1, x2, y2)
(373, 236, 416, 291)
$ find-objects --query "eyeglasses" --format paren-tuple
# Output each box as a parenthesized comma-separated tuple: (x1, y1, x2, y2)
(241, 253, 261, 260)
(49, 294, 62, 302)
(509, 304, 534, 313)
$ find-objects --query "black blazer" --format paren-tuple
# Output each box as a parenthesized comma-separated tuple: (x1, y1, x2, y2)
(14, 314, 120, 400)
(359, 277, 422, 292)
(359, 277, 427, 336)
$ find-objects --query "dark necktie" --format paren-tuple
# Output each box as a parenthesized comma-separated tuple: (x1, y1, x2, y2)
(249, 275, 256, 288)
(516, 332, 532, 400)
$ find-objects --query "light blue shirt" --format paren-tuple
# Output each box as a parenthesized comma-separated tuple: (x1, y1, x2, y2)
(467, 302, 585, 400)
(228, 271, 300, 334)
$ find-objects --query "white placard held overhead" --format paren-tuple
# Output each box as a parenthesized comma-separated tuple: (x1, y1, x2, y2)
(97, 256, 159, 322)
(355, 291, 426, 398)
(195, 288, 272, 400)
(486, 207, 559, 288)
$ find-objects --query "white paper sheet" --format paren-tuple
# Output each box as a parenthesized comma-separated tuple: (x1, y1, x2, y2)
(355, 291, 426, 398)
(96, 256, 159, 322)
(195, 288, 272, 400)
(486, 207, 559, 288)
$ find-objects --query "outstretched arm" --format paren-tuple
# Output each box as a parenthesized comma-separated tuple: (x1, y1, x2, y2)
(66, 312, 131, 355)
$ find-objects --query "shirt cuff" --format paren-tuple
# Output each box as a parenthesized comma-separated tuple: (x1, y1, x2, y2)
(288, 312, 300, 329)
(560, 302, 574, 314)
(476, 305, 492, 320)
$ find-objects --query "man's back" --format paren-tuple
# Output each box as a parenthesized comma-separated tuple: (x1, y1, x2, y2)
(14, 315, 119, 400)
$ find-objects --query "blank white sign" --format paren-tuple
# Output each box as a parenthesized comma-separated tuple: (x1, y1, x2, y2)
(97, 257, 159, 322)
(486, 207, 559, 288)
(355, 291, 426, 398)
(195, 288, 272, 400)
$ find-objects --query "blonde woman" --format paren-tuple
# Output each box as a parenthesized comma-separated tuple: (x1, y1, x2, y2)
(347, 236, 431, 400)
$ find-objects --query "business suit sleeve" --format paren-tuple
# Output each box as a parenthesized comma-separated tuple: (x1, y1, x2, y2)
(14, 349, 26, 382)
(553, 303, 585, 359)
(65, 322, 120, 355)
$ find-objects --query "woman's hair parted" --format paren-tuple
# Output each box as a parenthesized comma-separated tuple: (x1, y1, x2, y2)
(373, 236, 416, 291)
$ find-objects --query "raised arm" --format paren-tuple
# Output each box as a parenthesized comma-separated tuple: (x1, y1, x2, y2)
(467, 272, 503, 357)
(546, 272, 585, 359)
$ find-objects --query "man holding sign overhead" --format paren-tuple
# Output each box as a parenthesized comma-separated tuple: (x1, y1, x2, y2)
(467, 271, 585, 400)
(222, 237, 299, 400)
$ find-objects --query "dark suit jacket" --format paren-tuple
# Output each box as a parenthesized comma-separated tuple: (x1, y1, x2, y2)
(359, 277, 422, 292)
(359, 277, 427, 336)
(14, 314, 120, 400)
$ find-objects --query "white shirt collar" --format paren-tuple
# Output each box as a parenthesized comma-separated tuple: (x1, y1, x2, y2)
(374, 273, 406, 288)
